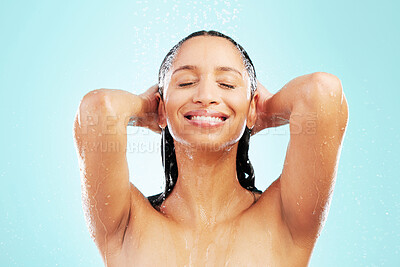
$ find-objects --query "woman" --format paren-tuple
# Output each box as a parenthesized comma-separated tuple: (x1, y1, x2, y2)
(73, 30, 348, 266)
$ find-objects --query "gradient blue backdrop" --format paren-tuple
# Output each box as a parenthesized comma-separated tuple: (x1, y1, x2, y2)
(1, 0, 399, 266)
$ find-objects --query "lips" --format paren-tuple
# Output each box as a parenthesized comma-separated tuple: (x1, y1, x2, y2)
(183, 109, 229, 127)
(183, 110, 229, 121)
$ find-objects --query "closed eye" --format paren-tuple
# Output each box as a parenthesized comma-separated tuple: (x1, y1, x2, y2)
(178, 82, 195, 87)
(219, 83, 235, 89)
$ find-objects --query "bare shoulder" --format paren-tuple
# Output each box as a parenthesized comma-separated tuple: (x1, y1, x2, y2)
(105, 184, 164, 253)
(239, 177, 290, 238)
(250, 177, 282, 211)
(239, 178, 313, 260)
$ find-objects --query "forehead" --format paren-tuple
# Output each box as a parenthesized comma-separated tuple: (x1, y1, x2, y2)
(172, 36, 245, 72)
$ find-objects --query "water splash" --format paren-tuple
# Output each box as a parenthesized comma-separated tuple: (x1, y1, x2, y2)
(132, 0, 243, 87)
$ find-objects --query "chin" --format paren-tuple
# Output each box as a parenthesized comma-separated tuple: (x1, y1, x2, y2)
(190, 140, 233, 152)
(171, 131, 243, 152)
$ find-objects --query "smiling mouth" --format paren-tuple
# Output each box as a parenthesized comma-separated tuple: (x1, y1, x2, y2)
(184, 115, 228, 122)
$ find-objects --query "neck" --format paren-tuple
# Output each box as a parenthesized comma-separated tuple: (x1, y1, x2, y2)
(160, 142, 254, 229)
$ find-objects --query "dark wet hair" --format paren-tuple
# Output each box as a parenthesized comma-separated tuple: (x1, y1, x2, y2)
(148, 30, 262, 209)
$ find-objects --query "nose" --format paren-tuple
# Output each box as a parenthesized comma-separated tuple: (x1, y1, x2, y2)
(192, 79, 220, 106)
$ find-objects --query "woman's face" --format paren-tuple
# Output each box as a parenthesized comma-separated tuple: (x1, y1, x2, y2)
(160, 36, 257, 150)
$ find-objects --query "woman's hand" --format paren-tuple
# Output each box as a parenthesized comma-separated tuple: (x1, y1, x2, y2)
(132, 84, 161, 134)
(252, 80, 273, 135)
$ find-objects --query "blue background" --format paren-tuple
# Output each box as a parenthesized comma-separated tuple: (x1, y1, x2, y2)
(1, 0, 399, 266)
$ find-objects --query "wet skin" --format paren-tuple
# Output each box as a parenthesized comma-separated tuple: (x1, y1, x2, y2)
(74, 36, 349, 266)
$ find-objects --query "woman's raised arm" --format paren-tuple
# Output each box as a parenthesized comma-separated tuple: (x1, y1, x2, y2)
(255, 72, 349, 249)
(73, 85, 159, 253)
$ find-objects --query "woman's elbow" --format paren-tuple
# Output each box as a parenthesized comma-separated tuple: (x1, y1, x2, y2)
(73, 89, 112, 136)
(79, 89, 112, 113)
(309, 72, 343, 100)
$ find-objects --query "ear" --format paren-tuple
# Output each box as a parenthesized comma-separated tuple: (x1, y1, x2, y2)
(246, 91, 259, 129)
(156, 92, 167, 128)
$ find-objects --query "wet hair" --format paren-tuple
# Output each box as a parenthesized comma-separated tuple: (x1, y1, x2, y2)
(148, 30, 262, 209)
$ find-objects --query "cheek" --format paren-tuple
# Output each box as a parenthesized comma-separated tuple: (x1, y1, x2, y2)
(226, 93, 251, 117)
(165, 101, 179, 120)
(164, 93, 186, 121)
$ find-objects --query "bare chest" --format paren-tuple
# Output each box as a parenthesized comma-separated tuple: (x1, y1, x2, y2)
(113, 218, 309, 267)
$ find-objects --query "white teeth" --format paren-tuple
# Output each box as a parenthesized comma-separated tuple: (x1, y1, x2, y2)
(191, 115, 223, 122)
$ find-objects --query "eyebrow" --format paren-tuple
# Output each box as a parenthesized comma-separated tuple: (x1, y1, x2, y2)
(172, 65, 242, 77)
(215, 66, 242, 77)
(172, 65, 197, 76)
